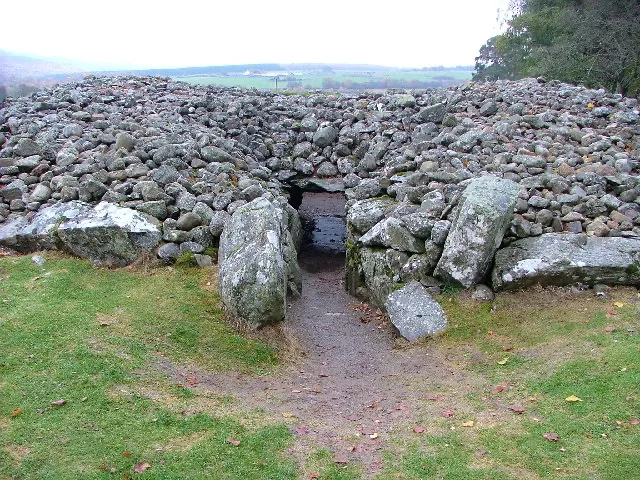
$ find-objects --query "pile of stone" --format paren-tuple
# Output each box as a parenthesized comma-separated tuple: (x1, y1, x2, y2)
(0, 75, 639, 331)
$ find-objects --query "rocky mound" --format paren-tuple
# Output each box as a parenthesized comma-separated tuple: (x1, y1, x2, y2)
(1, 75, 639, 328)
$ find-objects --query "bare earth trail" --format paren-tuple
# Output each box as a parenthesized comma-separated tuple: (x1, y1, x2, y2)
(158, 193, 481, 476)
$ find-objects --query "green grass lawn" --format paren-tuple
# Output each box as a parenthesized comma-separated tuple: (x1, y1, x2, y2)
(173, 70, 473, 91)
(1, 254, 638, 479)
(0, 254, 292, 479)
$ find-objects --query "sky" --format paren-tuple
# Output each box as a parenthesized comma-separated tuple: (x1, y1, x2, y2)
(1, 0, 510, 69)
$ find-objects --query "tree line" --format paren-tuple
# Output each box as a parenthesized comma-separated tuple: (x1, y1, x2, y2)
(473, 0, 640, 96)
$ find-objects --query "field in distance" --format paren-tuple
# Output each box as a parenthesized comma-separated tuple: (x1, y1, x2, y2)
(174, 68, 472, 91)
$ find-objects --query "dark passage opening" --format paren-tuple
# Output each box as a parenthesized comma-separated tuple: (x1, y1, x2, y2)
(296, 192, 346, 274)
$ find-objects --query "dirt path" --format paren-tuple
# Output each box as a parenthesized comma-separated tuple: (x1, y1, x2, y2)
(158, 193, 480, 476)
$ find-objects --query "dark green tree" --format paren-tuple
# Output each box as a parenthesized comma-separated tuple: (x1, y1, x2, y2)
(473, 0, 640, 96)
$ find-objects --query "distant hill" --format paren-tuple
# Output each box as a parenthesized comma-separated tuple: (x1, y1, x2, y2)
(0, 50, 473, 94)
(0, 50, 87, 84)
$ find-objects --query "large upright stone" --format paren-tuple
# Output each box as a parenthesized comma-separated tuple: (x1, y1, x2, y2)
(492, 233, 640, 291)
(434, 175, 519, 287)
(385, 282, 448, 341)
(218, 196, 300, 325)
(57, 202, 161, 266)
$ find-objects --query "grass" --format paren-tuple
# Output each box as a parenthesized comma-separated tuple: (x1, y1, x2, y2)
(1, 253, 638, 479)
(0, 253, 291, 479)
(173, 69, 473, 91)
(377, 287, 640, 479)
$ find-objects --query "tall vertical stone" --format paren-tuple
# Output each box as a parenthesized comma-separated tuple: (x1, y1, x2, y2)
(434, 175, 519, 287)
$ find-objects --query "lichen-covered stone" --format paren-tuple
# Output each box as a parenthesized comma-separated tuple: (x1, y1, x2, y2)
(359, 217, 425, 253)
(385, 282, 448, 341)
(57, 202, 161, 266)
(434, 176, 519, 287)
(218, 196, 300, 325)
(492, 233, 640, 290)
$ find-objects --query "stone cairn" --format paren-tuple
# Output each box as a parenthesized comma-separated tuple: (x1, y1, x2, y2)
(1, 76, 639, 338)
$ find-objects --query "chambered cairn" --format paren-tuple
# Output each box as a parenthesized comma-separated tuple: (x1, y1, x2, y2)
(1, 76, 639, 337)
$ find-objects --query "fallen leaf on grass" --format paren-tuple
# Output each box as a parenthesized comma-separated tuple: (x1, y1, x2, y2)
(226, 437, 240, 447)
(334, 455, 349, 464)
(442, 409, 455, 418)
(50, 399, 67, 406)
(11, 408, 22, 417)
(123, 451, 132, 457)
(543, 433, 559, 442)
(565, 395, 583, 402)
(493, 384, 508, 393)
(613, 302, 625, 308)
(604, 326, 617, 333)
(369, 432, 379, 439)
(133, 463, 151, 473)
(281, 412, 296, 418)
(475, 449, 488, 457)
(510, 405, 525, 414)
(413, 426, 425, 434)
(629, 417, 639, 426)
(497, 357, 509, 365)
(502, 345, 513, 352)
(462, 421, 475, 427)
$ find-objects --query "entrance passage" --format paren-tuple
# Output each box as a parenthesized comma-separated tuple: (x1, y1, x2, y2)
(296, 192, 346, 274)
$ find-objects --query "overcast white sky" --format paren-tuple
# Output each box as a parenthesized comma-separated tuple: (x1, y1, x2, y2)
(1, 0, 510, 69)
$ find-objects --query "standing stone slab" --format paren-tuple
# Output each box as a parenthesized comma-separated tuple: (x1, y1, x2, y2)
(57, 202, 161, 267)
(385, 282, 448, 341)
(434, 175, 519, 288)
(492, 233, 640, 291)
(218, 196, 300, 326)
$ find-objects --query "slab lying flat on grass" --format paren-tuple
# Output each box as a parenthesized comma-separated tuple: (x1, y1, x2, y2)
(492, 233, 640, 290)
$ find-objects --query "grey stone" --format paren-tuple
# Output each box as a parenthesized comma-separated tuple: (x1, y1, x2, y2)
(416, 103, 446, 123)
(57, 202, 161, 267)
(347, 197, 396, 233)
(471, 284, 495, 302)
(434, 175, 519, 288)
(392, 94, 416, 108)
(316, 161, 338, 177)
(115, 132, 135, 151)
(312, 126, 338, 148)
(209, 210, 230, 237)
(176, 212, 202, 230)
(157, 243, 180, 264)
(359, 217, 425, 253)
(430, 220, 451, 246)
(31, 255, 46, 266)
(194, 254, 213, 268)
(201, 146, 236, 164)
(180, 241, 205, 254)
(385, 282, 447, 341)
(0, 201, 91, 252)
(218, 197, 297, 325)
(492, 233, 640, 291)
(359, 247, 397, 307)
(30, 184, 52, 202)
(14, 138, 41, 157)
